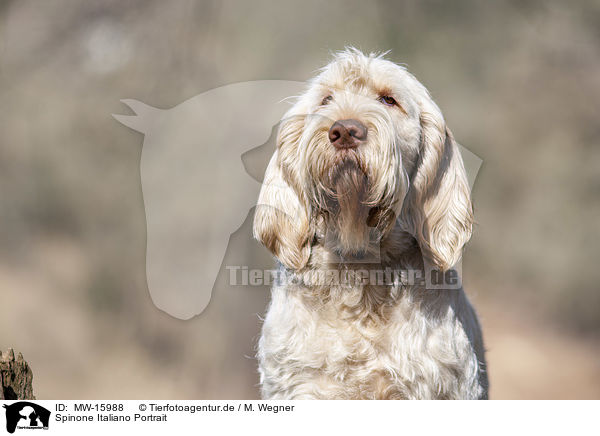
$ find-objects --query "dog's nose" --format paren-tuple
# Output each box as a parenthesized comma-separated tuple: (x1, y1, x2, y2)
(328, 119, 367, 149)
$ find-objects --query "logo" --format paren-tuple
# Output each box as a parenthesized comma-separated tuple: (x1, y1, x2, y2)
(2, 402, 50, 433)
(113, 81, 482, 319)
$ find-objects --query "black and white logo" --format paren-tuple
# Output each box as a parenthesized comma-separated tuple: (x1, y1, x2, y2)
(2, 402, 50, 433)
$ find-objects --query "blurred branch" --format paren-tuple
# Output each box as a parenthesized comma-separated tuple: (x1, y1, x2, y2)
(0, 348, 35, 400)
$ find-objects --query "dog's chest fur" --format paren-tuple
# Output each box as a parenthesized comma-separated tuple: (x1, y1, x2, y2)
(258, 265, 487, 399)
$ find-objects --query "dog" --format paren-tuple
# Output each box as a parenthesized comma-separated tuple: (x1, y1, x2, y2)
(253, 48, 488, 399)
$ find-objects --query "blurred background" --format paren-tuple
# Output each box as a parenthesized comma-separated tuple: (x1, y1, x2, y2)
(0, 0, 599, 399)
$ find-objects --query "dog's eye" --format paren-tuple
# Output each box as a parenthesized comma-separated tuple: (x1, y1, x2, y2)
(321, 95, 333, 106)
(378, 95, 397, 106)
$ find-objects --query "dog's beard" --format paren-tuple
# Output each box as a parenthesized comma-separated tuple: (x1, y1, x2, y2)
(302, 125, 402, 257)
(306, 152, 382, 256)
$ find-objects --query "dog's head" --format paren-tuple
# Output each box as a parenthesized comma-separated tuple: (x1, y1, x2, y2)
(254, 48, 472, 272)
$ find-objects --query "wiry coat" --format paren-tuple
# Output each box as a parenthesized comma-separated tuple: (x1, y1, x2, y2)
(254, 49, 488, 399)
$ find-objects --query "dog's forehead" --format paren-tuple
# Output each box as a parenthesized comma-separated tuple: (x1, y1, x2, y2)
(316, 55, 409, 95)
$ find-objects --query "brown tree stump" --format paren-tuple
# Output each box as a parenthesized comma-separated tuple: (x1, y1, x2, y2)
(0, 349, 35, 400)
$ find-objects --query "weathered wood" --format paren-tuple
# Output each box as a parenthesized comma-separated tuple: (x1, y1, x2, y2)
(0, 349, 35, 400)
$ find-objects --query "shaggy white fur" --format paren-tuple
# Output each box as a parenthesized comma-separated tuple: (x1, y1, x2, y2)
(253, 48, 488, 399)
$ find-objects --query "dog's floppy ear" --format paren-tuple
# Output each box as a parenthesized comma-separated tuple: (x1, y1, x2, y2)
(253, 148, 312, 270)
(400, 106, 473, 271)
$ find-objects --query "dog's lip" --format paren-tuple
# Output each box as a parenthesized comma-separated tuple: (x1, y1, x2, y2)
(332, 150, 365, 170)
(332, 148, 361, 164)
(335, 148, 358, 155)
